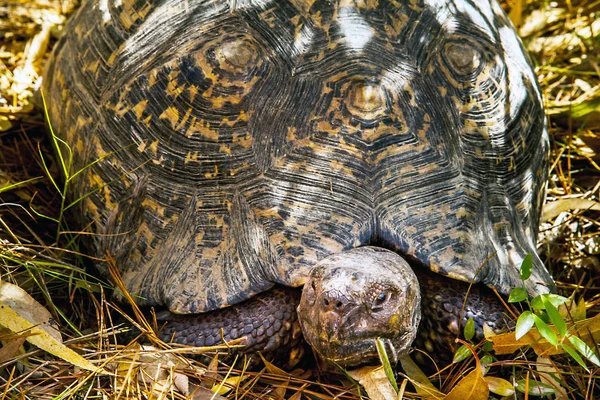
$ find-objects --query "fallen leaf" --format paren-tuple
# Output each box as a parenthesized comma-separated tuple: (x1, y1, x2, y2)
(542, 198, 600, 222)
(347, 365, 398, 400)
(536, 356, 568, 399)
(0, 280, 98, 372)
(491, 313, 600, 357)
(443, 367, 489, 400)
(211, 375, 247, 396)
(202, 353, 220, 388)
(260, 353, 291, 377)
(115, 343, 191, 399)
(0, 336, 26, 364)
(399, 355, 444, 399)
(173, 372, 190, 396)
(138, 349, 187, 399)
(189, 384, 227, 400)
(484, 376, 514, 397)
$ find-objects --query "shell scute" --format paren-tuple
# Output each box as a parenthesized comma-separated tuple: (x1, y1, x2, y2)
(43, 0, 552, 312)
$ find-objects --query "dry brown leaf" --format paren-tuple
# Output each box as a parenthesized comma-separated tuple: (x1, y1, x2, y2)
(542, 198, 600, 222)
(173, 372, 190, 396)
(201, 352, 220, 388)
(443, 367, 489, 400)
(536, 356, 568, 399)
(0, 336, 26, 364)
(347, 365, 398, 400)
(114, 344, 191, 399)
(260, 353, 292, 377)
(288, 391, 303, 400)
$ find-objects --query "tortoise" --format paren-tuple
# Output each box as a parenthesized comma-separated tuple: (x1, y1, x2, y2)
(42, 0, 553, 367)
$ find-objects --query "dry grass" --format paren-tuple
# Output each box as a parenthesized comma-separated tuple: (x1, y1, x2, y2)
(0, 0, 599, 398)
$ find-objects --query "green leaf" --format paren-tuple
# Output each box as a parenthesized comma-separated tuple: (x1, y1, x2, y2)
(452, 344, 472, 364)
(520, 254, 533, 280)
(0, 176, 42, 195)
(543, 298, 566, 336)
(508, 287, 528, 303)
(375, 338, 398, 393)
(531, 295, 543, 310)
(464, 318, 475, 341)
(485, 376, 515, 396)
(480, 354, 494, 366)
(479, 354, 494, 375)
(482, 341, 494, 352)
(533, 315, 558, 346)
(531, 293, 569, 311)
(568, 335, 600, 367)
(516, 379, 557, 396)
(516, 311, 535, 340)
(561, 343, 590, 372)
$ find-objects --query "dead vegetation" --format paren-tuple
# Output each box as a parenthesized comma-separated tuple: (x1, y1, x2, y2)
(0, 0, 599, 398)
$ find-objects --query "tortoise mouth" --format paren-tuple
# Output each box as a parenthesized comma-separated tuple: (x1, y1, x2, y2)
(313, 338, 380, 367)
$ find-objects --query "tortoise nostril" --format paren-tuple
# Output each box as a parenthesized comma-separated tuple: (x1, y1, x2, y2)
(320, 291, 352, 312)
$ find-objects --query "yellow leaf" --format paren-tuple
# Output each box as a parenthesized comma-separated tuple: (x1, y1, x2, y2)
(260, 353, 291, 376)
(347, 365, 398, 400)
(0, 280, 60, 341)
(0, 280, 98, 372)
(508, 0, 523, 28)
(211, 375, 247, 395)
(575, 298, 587, 321)
(483, 323, 496, 339)
(444, 367, 489, 400)
(491, 313, 600, 356)
(399, 355, 444, 399)
(484, 376, 514, 397)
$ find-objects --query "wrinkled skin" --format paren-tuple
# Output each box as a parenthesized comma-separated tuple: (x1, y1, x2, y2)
(297, 247, 421, 367)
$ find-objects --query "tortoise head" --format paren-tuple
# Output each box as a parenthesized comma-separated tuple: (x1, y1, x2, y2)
(297, 246, 421, 367)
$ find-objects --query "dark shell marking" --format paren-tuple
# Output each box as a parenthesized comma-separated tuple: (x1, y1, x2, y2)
(43, 0, 551, 314)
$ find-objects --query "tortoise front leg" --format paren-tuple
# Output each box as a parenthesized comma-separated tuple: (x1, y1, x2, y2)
(156, 287, 304, 367)
(414, 270, 514, 366)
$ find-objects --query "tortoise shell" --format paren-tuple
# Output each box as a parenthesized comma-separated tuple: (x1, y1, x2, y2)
(43, 0, 552, 314)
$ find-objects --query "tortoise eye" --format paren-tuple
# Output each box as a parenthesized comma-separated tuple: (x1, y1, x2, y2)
(444, 42, 481, 75)
(372, 292, 388, 310)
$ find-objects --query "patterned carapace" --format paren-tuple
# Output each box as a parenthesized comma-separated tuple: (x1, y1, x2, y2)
(43, 0, 551, 314)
